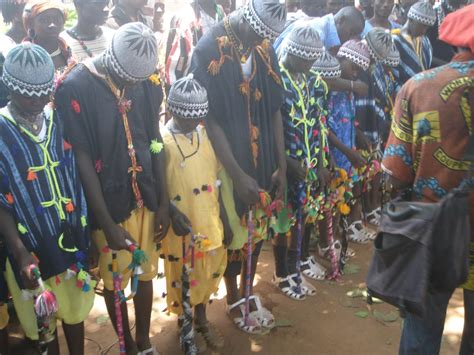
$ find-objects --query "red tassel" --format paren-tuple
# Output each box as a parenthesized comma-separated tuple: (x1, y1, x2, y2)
(5, 193, 14, 204)
(195, 251, 204, 259)
(55, 275, 61, 285)
(76, 280, 83, 289)
(207, 185, 213, 193)
(27, 171, 37, 181)
(101, 246, 110, 253)
(95, 160, 102, 173)
(71, 99, 81, 114)
(65, 202, 74, 213)
(63, 140, 72, 150)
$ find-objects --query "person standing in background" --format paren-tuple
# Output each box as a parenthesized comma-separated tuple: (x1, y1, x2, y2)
(427, 0, 467, 67)
(165, 0, 225, 90)
(60, 0, 113, 62)
(106, 0, 153, 29)
(23, 0, 72, 71)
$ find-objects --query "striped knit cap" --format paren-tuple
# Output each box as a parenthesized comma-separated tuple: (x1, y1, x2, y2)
(243, 0, 287, 41)
(364, 28, 393, 63)
(286, 22, 324, 61)
(408, 1, 436, 26)
(103, 22, 158, 83)
(337, 40, 371, 71)
(167, 74, 208, 120)
(2, 42, 54, 97)
(312, 51, 342, 79)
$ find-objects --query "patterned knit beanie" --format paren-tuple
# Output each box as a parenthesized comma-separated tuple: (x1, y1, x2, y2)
(408, 1, 436, 26)
(337, 40, 371, 71)
(286, 22, 324, 61)
(364, 28, 393, 63)
(103, 22, 158, 83)
(312, 50, 342, 79)
(2, 42, 55, 97)
(167, 74, 208, 120)
(243, 0, 287, 41)
(381, 40, 400, 67)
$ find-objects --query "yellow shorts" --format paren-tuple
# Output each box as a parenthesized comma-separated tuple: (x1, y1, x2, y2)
(4, 261, 94, 340)
(93, 208, 158, 291)
(0, 303, 8, 330)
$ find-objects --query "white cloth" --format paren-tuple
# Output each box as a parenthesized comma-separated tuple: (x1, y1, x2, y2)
(60, 27, 114, 62)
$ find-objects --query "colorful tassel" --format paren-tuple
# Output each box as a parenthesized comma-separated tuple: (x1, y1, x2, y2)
(70, 99, 81, 114)
(5, 193, 13, 205)
(27, 170, 37, 181)
(65, 202, 75, 213)
(149, 139, 163, 154)
(18, 223, 27, 234)
(63, 140, 72, 151)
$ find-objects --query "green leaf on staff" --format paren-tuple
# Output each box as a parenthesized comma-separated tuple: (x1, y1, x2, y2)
(354, 310, 369, 318)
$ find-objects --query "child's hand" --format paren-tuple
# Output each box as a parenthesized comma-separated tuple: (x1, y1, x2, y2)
(17, 253, 39, 290)
(171, 207, 192, 237)
(103, 223, 136, 251)
(287, 157, 306, 182)
(352, 80, 369, 96)
(234, 172, 260, 205)
(317, 167, 331, 191)
(348, 150, 366, 169)
(154, 205, 170, 243)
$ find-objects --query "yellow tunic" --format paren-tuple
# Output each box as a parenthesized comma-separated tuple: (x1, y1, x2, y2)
(161, 126, 226, 314)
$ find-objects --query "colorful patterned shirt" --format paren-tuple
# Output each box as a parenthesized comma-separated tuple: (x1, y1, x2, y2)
(0, 106, 89, 282)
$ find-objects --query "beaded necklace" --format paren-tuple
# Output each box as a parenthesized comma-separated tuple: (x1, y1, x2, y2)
(102, 71, 144, 209)
(67, 28, 102, 58)
(170, 129, 201, 168)
(224, 16, 252, 63)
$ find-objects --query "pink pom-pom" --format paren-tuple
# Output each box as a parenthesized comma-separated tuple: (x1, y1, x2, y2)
(190, 280, 199, 287)
(34, 290, 58, 318)
(101, 246, 110, 253)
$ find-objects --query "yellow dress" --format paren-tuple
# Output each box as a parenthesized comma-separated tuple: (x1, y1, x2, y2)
(161, 126, 227, 314)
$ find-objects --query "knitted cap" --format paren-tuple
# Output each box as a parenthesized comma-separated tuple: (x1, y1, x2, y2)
(242, 0, 287, 41)
(337, 40, 371, 71)
(286, 22, 324, 61)
(381, 41, 400, 67)
(103, 22, 158, 83)
(167, 74, 209, 120)
(364, 28, 393, 63)
(2, 42, 55, 97)
(408, 1, 436, 27)
(312, 51, 342, 79)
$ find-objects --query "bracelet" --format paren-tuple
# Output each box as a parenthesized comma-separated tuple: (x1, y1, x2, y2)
(350, 80, 354, 92)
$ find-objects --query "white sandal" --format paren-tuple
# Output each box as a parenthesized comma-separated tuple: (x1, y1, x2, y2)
(301, 256, 327, 280)
(290, 273, 316, 296)
(366, 208, 381, 226)
(272, 273, 306, 301)
(346, 221, 370, 244)
(138, 346, 160, 355)
(226, 298, 262, 334)
(249, 295, 276, 329)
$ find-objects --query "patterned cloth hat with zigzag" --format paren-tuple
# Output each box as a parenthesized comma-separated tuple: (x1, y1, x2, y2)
(408, 1, 436, 26)
(167, 74, 209, 120)
(2, 42, 55, 98)
(286, 21, 324, 61)
(337, 40, 371, 71)
(364, 28, 393, 63)
(312, 50, 342, 79)
(103, 22, 158, 83)
(243, 0, 287, 41)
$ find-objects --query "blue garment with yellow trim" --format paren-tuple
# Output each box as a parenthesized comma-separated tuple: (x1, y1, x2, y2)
(0, 106, 89, 284)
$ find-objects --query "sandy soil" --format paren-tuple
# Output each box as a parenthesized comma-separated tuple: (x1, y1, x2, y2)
(7, 240, 465, 355)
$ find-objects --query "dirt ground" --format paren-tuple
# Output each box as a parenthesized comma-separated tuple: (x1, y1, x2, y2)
(7, 240, 465, 355)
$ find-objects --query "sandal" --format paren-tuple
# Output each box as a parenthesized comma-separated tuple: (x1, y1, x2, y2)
(226, 298, 262, 334)
(366, 208, 381, 226)
(176, 327, 207, 353)
(345, 247, 356, 258)
(138, 346, 160, 355)
(289, 274, 316, 296)
(272, 273, 306, 301)
(301, 256, 326, 280)
(345, 221, 370, 244)
(318, 240, 343, 262)
(195, 321, 224, 349)
(249, 295, 276, 329)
